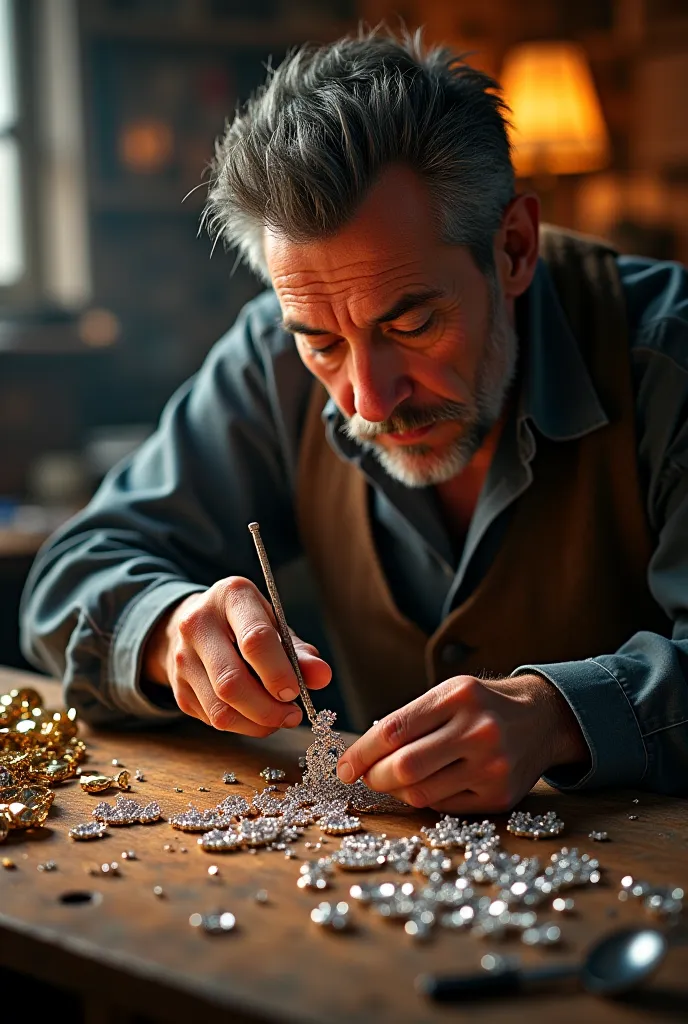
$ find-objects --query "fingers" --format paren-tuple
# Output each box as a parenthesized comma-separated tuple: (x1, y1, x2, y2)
(362, 720, 462, 793)
(172, 679, 210, 726)
(195, 624, 303, 731)
(172, 647, 282, 737)
(221, 578, 331, 700)
(384, 753, 510, 810)
(293, 636, 332, 691)
(337, 686, 456, 784)
(172, 576, 331, 735)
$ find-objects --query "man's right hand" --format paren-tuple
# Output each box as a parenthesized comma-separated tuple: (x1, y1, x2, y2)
(143, 577, 331, 736)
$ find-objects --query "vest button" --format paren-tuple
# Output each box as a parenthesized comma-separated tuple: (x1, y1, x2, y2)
(439, 641, 470, 670)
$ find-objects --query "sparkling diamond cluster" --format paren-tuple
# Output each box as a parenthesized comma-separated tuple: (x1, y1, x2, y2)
(299, 817, 610, 944)
(91, 795, 162, 826)
(619, 875, 684, 918)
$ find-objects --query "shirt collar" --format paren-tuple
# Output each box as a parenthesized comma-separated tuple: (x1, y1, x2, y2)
(518, 257, 608, 440)
(322, 256, 609, 456)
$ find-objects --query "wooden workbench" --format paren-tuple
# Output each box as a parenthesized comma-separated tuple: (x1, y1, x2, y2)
(1, 666, 687, 1024)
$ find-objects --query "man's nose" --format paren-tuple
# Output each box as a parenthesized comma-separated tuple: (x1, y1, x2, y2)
(350, 342, 411, 424)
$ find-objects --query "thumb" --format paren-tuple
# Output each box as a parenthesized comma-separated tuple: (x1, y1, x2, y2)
(292, 635, 332, 691)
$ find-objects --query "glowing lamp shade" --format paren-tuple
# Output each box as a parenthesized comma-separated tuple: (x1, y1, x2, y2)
(501, 42, 610, 178)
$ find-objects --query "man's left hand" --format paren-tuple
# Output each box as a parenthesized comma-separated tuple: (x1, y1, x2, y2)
(336, 674, 589, 813)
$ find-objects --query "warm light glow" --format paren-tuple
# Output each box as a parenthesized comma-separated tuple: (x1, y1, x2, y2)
(501, 42, 610, 177)
(118, 119, 174, 174)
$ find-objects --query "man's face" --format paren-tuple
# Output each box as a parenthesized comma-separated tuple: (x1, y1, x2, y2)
(265, 165, 518, 487)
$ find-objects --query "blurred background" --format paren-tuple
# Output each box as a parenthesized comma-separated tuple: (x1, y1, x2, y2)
(1, 0, 687, 671)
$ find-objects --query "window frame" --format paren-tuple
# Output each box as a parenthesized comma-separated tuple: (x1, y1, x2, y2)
(0, 0, 42, 311)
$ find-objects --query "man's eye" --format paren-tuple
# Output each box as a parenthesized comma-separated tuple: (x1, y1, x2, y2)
(390, 314, 436, 338)
(308, 340, 341, 357)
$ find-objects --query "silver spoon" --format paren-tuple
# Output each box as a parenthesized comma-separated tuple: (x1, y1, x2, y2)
(418, 926, 668, 1002)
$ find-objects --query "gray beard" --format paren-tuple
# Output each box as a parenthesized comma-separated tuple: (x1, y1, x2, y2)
(341, 275, 518, 488)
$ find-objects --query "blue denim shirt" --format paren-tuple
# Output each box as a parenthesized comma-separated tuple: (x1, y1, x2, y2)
(20, 255, 688, 795)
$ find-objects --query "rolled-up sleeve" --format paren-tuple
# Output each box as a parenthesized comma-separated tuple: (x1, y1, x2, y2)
(515, 313, 688, 795)
(20, 294, 306, 727)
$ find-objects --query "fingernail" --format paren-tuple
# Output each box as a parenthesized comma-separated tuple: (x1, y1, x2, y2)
(283, 710, 302, 728)
(278, 687, 299, 701)
(337, 762, 354, 783)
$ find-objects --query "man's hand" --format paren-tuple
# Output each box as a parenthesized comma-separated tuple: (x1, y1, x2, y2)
(143, 577, 331, 736)
(337, 674, 589, 813)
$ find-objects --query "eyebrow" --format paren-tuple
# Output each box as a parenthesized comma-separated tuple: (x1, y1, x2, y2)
(280, 288, 445, 337)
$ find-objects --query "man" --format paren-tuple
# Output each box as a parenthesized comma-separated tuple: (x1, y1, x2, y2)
(21, 30, 688, 811)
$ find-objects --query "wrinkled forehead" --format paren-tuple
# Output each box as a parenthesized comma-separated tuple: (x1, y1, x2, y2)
(264, 166, 445, 311)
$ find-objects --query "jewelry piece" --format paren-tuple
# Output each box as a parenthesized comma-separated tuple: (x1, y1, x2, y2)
(1, 856, 16, 868)
(385, 836, 422, 874)
(153, 886, 164, 897)
(80, 773, 114, 794)
(222, 772, 237, 784)
(69, 821, 108, 841)
(629, 815, 639, 821)
(91, 795, 161, 826)
(111, 759, 120, 767)
(413, 847, 452, 877)
(197, 829, 243, 853)
(198, 786, 210, 792)
(121, 850, 136, 860)
(332, 847, 386, 871)
(589, 831, 609, 842)
(189, 911, 236, 933)
(37, 860, 57, 872)
(254, 889, 269, 903)
(174, 787, 183, 793)
(139, 801, 162, 824)
(310, 901, 352, 931)
(215, 794, 251, 819)
(135, 769, 145, 782)
(318, 811, 363, 836)
(237, 818, 282, 848)
(207, 864, 219, 876)
(422, 817, 497, 851)
(252, 790, 289, 817)
(298, 708, 407, 816)
(619, 876, 683, 918)
(169, 806, 226, 832)
(0, 785, 55, 829)
(259, 767, 286, 783)
(80, 769, 130, 794)
(507, 810, 564, 840)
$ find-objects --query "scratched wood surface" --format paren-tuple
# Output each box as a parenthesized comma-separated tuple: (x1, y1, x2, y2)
(1, 667, 688, 1024)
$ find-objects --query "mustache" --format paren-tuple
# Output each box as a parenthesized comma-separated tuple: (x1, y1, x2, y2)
(343, 400, 469, 442)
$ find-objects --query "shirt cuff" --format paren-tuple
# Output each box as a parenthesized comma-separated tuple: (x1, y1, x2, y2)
(108, 580, 207, 720)
(511, 658, 648, 791)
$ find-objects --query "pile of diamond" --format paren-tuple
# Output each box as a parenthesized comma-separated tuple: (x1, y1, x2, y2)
(303, 817, 610, 941)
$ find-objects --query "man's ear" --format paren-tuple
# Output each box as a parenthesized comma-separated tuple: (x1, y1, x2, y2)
(494, 193, 540, 300)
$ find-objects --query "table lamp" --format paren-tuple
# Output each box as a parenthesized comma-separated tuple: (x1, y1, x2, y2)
(500, 41, 610, 219)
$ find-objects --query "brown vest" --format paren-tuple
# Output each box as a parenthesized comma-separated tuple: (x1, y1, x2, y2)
(296, 226, 672, 730)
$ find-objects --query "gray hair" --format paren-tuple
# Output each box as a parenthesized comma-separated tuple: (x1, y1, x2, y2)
(202, 27, 515, 281)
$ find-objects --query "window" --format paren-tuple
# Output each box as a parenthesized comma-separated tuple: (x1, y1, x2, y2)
(0, 0, 24, 289)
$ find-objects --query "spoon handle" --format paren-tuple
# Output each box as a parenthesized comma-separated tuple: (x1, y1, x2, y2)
(417, 968, 522, 1001)
(418, 963, 580, 1003)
